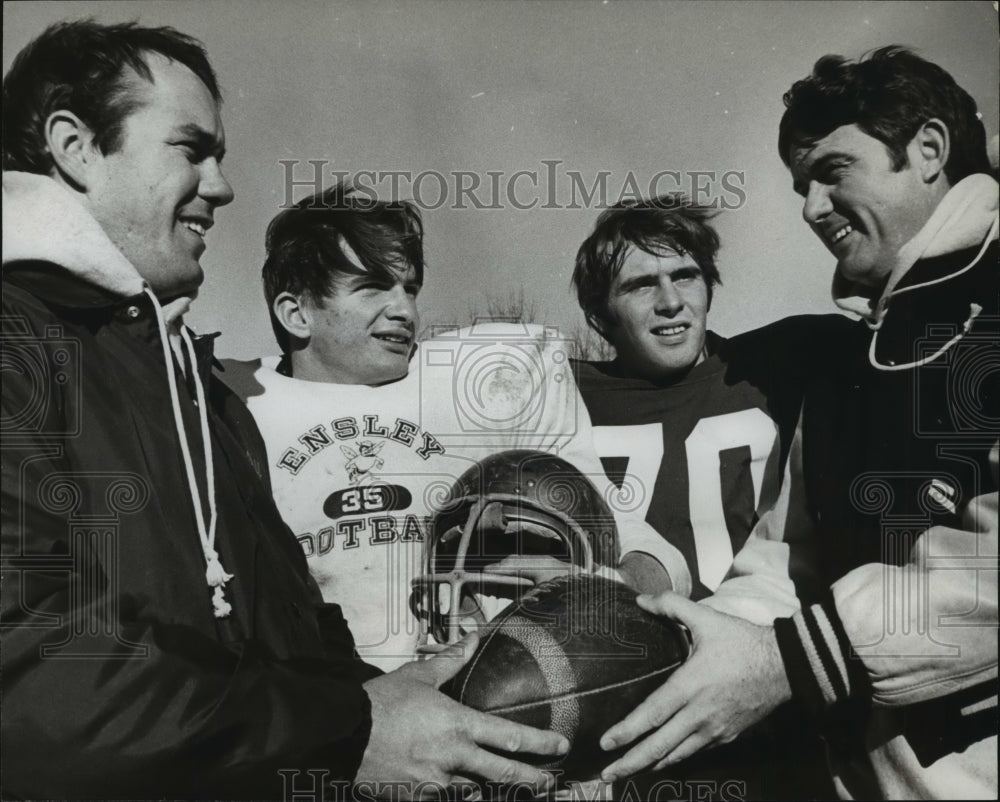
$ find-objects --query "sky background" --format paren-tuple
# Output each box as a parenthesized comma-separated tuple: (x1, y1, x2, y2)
(4, 0, 998, 359)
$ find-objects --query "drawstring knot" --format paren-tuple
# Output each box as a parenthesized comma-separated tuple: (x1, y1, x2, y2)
(204, 548, 234, 588)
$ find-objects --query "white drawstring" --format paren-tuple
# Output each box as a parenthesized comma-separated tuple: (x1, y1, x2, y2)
(869, 302, 983, 372)
(869, 217, 996, 372)
(145, 287, 233, 618)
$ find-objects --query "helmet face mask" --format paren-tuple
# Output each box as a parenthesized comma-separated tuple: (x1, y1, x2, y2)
(412, 450, 620, 646)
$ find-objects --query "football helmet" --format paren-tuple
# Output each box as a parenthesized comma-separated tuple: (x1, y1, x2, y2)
(412, 449, 620, 646)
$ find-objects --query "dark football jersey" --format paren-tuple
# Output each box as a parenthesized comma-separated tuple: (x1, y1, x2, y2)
(575, 315, 852, 600)
(576, 316, 852, 801)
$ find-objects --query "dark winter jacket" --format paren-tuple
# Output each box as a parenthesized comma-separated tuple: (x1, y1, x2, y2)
(1, 171, 379, 799)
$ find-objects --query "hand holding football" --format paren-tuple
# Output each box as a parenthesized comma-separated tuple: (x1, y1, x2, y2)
(445, 575, 691, 782)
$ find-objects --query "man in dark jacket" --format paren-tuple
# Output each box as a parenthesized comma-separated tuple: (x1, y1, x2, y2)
(0, 20, 566, 800)
(598, 47, 998, 799)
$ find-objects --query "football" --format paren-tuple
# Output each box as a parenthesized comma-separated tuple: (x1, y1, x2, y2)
(445, 574, 691, 782)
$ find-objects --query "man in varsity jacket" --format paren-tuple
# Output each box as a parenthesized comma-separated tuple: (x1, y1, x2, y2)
(599, 47, 998, 800)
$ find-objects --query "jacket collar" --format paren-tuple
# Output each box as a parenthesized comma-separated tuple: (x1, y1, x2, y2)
(3, 171, 145, 296)
(2, 171, 199, 334)
(837, 171, 999, 373)
(833, 173, 999, 326)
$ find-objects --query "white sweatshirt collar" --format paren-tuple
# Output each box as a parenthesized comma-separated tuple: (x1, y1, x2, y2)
(833, 173, 999, 325)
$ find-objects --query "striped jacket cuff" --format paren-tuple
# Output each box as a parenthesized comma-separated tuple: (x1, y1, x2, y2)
(774, 598, 870, 717)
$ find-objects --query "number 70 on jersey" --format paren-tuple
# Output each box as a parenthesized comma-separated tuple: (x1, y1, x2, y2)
(592, 409, 777, 591)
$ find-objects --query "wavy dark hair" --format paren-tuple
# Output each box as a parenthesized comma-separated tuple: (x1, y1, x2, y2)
(572, 194, 721, 340)
(778, 46, 989, 183)
(3, 19, 220, 174)
(262, 182, 425, 353)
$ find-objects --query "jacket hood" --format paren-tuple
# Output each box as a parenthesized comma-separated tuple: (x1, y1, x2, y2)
(833, 173, 999, 324)
(1, 171, 193, 323)
(3, 171, 144, 295)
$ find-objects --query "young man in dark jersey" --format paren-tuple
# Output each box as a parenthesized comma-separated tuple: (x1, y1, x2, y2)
(571, 196, 842, 799)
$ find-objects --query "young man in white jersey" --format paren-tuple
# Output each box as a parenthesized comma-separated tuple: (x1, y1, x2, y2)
(222, 183, 683, 673)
